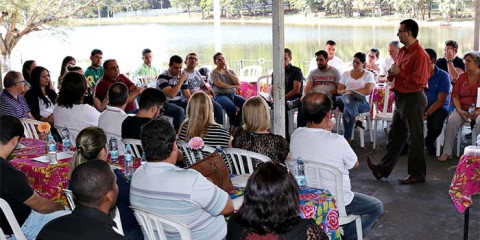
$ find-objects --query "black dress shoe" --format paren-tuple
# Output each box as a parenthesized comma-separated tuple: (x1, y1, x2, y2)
(398, 175, 425, 185)
(367, 156, 383, 180)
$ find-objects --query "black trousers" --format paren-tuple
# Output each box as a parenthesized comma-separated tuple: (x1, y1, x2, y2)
(378, 90, 427, 181)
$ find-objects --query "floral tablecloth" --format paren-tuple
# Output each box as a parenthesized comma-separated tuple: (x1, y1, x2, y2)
(449, 155, 480, 213)
(230, 186, 340, 240)
(10, 138, 140, 206)
(371, 86, 395, 114)
(237, 82, 270, 99)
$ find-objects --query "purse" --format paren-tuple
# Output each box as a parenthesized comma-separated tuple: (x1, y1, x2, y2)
(188, 152, 234, 192)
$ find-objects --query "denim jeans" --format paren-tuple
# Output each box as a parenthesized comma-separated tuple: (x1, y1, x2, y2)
(343, 192, 383, 240)
(163, 101, 186, 131)
(214, 93, 246, 127)
(337, 94, 370, 140)
(7, 210, 70, 240)
(212, 99, 224, 125)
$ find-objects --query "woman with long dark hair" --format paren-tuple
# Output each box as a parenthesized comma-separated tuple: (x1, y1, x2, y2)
(227, 162, 328, 240)
(57, 56, 76, 90)
(24, 66, 57, 124)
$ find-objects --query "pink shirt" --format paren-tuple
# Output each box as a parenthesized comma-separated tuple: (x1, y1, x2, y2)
(452, 72, 480, 111)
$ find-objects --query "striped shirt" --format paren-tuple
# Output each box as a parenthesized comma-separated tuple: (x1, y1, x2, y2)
(178, 124, 230, 149)
(130, 162, 228, 240)
(0, 90, 30, 118)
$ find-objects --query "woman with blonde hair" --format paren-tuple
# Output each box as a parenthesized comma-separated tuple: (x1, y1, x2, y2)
(68, 127, 143, 240)
(232, 96, 289, 163)
(178, 91, 231, 148)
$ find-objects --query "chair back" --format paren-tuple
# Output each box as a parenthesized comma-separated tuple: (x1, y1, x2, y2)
(121, 138, 143, 158)
(177, 141, 216, 166)
(256, 74, 272, 100)
(131, 206, 192, 240)
(0, 198, 27, 240)
(239, 65, 262, 83)
(19, 118, 42, 140)
(381, 81, 392, 115)
(63, 189, 76, 210)
(223, 148, 271, 175)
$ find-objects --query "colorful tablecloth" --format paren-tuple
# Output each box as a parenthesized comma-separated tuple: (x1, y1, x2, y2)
(371, 86, 395, 114)
(10, 138, 140, 206)
(449, 155, 480, 213)
(237, 82, 270, 99)
(230, 186, 341, 240)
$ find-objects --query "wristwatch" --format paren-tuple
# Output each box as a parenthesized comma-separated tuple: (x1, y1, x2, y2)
(447, 59, 453, 63)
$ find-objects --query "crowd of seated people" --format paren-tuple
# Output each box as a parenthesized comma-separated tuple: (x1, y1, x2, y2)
(2, 34, 479, 239)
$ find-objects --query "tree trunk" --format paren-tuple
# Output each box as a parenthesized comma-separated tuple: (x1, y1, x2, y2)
(187, 6, 191, 18)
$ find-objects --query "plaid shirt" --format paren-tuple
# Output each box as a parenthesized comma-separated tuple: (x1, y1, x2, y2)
(0, 90, 30, 118)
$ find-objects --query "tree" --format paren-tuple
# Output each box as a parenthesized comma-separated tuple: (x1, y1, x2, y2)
(170, 0, 200, 18)
(0, 0, 100, 74)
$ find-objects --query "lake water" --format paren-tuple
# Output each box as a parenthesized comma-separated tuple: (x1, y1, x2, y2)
(10, 22, 474, 84)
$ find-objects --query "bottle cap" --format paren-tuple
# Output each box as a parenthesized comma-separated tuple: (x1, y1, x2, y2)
(48, 135, 54, 140)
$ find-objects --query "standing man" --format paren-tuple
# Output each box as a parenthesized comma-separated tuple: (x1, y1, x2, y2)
(157, 55, 191, 131)
(84, 49, 103, 87)
(378, 40, 400, 83)
(423, 48, 450, 156)
(134, 48, 159, 82)
(309, 40, 345, 72)
(367, 19, 430, 184)
(435, 40, 465, 84)
(94, 59, 144, 113)
(297, 50, 341, 127)
(184, 53, 224, 124)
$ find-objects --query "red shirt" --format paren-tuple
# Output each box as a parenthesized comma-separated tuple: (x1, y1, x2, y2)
(94, 74, 136, 112)
(391, 40, 430, 93)
(452, 72, 480, 111)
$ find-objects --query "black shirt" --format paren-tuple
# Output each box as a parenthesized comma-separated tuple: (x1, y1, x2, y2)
(435, 56, 466, 74)
(0, 157, 34, 235)
(285, 64, 304, 100)
(121, 116, 152, 139)
(37, 206, 126, 240)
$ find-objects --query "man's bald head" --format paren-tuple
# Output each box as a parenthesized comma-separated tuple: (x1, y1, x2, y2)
(3, 71, 23, 88)
(303, 91, 332, 125)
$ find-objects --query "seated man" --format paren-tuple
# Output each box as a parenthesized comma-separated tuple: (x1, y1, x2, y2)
(130, 119, 234, 240)
(378, 40, 400, 83)
(290, 91, 383, 240)
(94, 59, 144, 113)
(0, 115, 68, 239)
(37, 160, 125, 240)
(121, 88, 167, 139)
(157, 55, 191, 131)
(98, 82, 129, 153)
(0, 71, 35, 119)
(134, 48, 159, 80)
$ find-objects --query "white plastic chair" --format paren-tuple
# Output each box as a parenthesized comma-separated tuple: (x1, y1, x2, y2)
(456, 123, 477, 157)
(302, 160, 363, 240)
(239, 65, 262, 83)
(288, 108, 299, 137)
(223, 148, 271, 175)
(121, 138, 143, 158)
(0, 198, 27, 240)
(373, 82, 394, 149)
(131, 206, 192, 240)
(19, 118, 42, 140)
(177, 141, 216, 166)
(256, 74, 272, 101)
(336, 110, 373, 148)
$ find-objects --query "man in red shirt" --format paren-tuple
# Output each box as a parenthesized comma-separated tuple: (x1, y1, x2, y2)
(368, 19, 430, 184)
(94, 59, 144, 113)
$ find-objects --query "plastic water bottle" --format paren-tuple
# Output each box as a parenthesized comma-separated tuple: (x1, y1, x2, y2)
(124, 145, 134, 178)
(109, 137, 119, 164)
(61, 126, 71, 152)
(47, 135, 58, 164)
(296, 157, 306, 187)
(141, 152, 147, 165)
(468, 103, 475, 114)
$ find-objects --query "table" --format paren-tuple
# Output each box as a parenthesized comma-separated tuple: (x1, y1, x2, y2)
(10, 138, 140, 205)
(230, 186, 341, 240)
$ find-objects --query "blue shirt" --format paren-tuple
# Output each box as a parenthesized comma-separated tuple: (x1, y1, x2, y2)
(0, 90, 30, 118)
(425, 66, 450, 110)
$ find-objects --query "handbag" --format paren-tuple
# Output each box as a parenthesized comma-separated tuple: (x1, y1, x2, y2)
(188, 152, 234, 192)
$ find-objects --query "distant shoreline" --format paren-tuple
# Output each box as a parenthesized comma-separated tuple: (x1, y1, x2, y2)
(70, 13, 474, 28)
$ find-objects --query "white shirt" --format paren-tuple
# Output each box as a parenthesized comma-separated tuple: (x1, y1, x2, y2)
(379, 56, 395, 76)
(98, 105, 128, 154)
(53, 104, 100, 147)
(339, 70, 375, 102)
(290, 127, 357, 205)
(38, 97, 55, 118)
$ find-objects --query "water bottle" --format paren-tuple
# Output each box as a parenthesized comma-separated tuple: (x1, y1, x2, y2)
(296, 157, 306, 187)
(61, 126, 71, 152)
(124, 145, 134, 178)
(141, 152, 147, 165)
(109, 137, 119, 164)
(469, 103, 476, 127)
(47, 135, 58, 164)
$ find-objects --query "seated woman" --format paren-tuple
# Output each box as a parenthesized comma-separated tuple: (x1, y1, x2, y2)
(336, 52, 375, 142)
(53, 72, 100, 146)
(178, 91, 231, 161)
(232, 96, 289, 163)
(439, 51, 480, 161)
(24, 66, 57, 125)
(57, 56, 76, 90)
(210, 52, 246, 128)
(69, 127, 143, 240)
(227, 162, 329, 240)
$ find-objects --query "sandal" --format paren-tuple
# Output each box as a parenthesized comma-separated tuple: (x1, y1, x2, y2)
(437, 154, 452, 162)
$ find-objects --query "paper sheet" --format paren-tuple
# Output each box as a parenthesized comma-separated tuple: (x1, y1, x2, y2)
(32, 152, 73, 163)
(231, 174, 251, 188)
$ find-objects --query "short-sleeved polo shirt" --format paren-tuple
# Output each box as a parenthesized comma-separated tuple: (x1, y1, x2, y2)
(0, 90, 31, 118)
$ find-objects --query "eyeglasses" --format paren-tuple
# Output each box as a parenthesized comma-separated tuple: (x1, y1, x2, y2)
(15, 80, 26, 85)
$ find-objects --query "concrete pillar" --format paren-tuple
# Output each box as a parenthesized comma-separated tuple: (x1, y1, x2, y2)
(272, 0, 285, 137)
